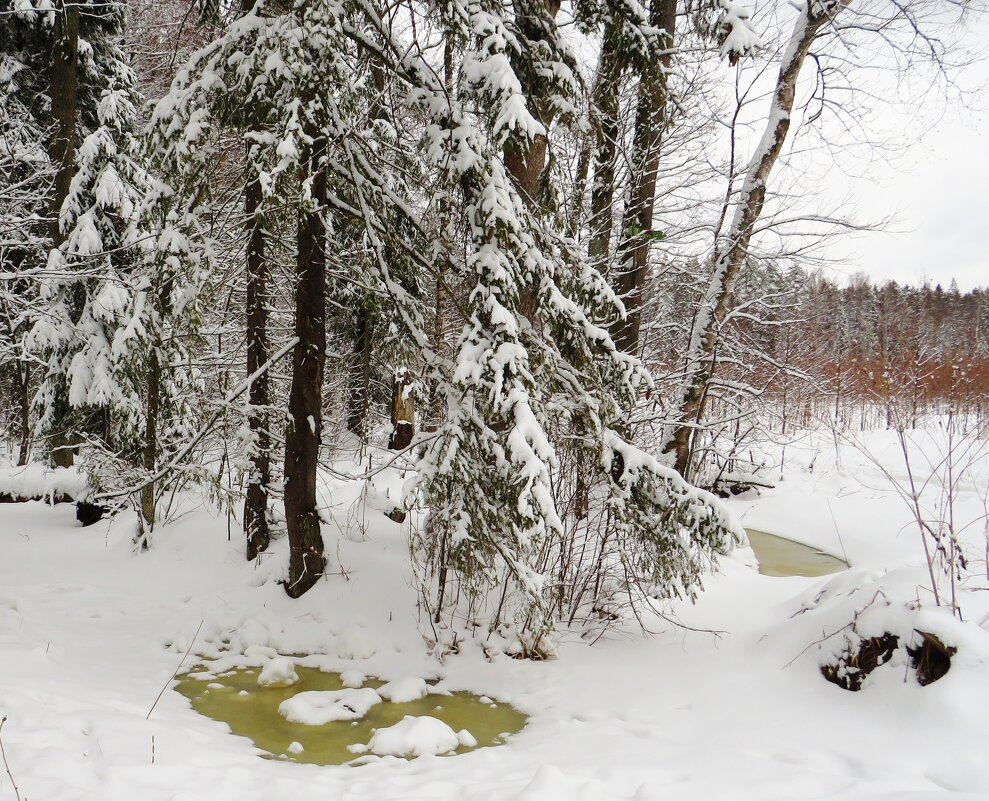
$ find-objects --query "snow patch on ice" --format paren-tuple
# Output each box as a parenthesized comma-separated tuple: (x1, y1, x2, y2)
(278, 688, 382, 724)
(257, 656, 298, 688)
(365, 715, 469, 757)
(340, 669, 366, 688)
(377, 676, 428, 703)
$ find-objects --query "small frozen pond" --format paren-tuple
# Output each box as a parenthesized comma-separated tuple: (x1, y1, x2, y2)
(175, 665, 527, 766)
(745, 529, 849, 577)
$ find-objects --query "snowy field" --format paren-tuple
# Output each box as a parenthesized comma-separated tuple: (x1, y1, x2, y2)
(1, 425, 988, 801)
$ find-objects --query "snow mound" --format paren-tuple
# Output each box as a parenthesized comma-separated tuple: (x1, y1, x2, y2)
(257, 657, 299, 688)
(336, 626, 376, 659)
(366, 715, 474, 757)
(243, 645, 278, 659)
(278, 688, 382, 724)
(377, 676, 428, 703)
(0, 464, 88, 501)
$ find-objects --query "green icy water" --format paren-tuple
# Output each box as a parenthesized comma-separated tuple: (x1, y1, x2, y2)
(745, 528, 848, 577)
(174, 666, 527, 766)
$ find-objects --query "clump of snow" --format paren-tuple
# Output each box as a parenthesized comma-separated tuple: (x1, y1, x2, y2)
(286, 741, 304, 754)
(278, 688, 382, 725)
(365, 715, 474, 757)
(340, 670, 365, 688)
(377, 676, 428, 703)
(717, 0, 762, 62)
(257, 657, 298, 688)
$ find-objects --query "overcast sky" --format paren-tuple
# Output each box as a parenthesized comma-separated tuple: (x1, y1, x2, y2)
(817, 18, 989, 292)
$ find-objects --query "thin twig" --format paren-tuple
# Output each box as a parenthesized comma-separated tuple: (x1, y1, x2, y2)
(0, 716, 23, 801)
(147, 619, 204, 720)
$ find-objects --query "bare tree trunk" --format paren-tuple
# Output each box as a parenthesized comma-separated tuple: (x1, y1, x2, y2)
(612, 0, 676, 357)
(16, 360, 30, 466)
(48, 1, 80, 469)
(244, 173, 271, 561)
(388, 368, 415, 450)
(567, 135, 591, 237)
(346, 308, 371, 439)
(504, 0, 562, 323)
(283, 129, 327, 598)
(663, 7, 836, 478)
(140, 352, 159, 530)
(587, 21, 624, 267)
(427, 32, 456, 431)
(345, 41, 391, 441)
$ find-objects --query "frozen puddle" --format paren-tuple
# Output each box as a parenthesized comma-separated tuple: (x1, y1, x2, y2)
(174, 666, 527, 765)
(745, 529, 848, 577)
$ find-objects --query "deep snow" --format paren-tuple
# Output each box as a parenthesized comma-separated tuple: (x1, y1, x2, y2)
(1, 425, 987, 801)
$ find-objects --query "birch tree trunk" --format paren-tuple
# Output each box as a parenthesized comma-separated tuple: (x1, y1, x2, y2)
(663, 5, 843, 479)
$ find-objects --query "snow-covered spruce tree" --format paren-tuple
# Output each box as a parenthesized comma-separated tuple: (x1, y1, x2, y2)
(149, 0, 739, 615)
(21, 4, 203, 530)
(393, 0, 740, 647)
(0, 50, 52, 464)
(149, 0, 430, 592)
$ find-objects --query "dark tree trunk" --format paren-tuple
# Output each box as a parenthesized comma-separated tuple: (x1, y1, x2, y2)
(283, 130, 327, 598)
(16, 359, 30, 466)
(345, 43, 389, 441)
(504, 0, 561, 324)
(346, 308, 371, 439)
(48, 1, 80, 469)
(244, 173, 271, 561)
(49, 1, 79, 250)
(140, 352, 160, 532)
(587, 21, 624, 267)
(427, 32, 455, 432)
(612, 0, 677, 357)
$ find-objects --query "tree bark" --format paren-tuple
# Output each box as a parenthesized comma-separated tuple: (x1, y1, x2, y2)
(140, 352, 160, 531)
(388, 368, 415, 450)
(244, 173, 271, 561)
(587, 21, 624, 267)
(612, 0, 676, 357)
(48, 1, 81, 469)
(283, 129, 327, 597)
(663, 7, 836, 478)
(346, 308, 371, 439)
(504, 0, 562, 323)
(16, 360, 30, 466)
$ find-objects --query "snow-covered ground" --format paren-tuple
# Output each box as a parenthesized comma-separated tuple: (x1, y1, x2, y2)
(1, 426, 988, 801)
